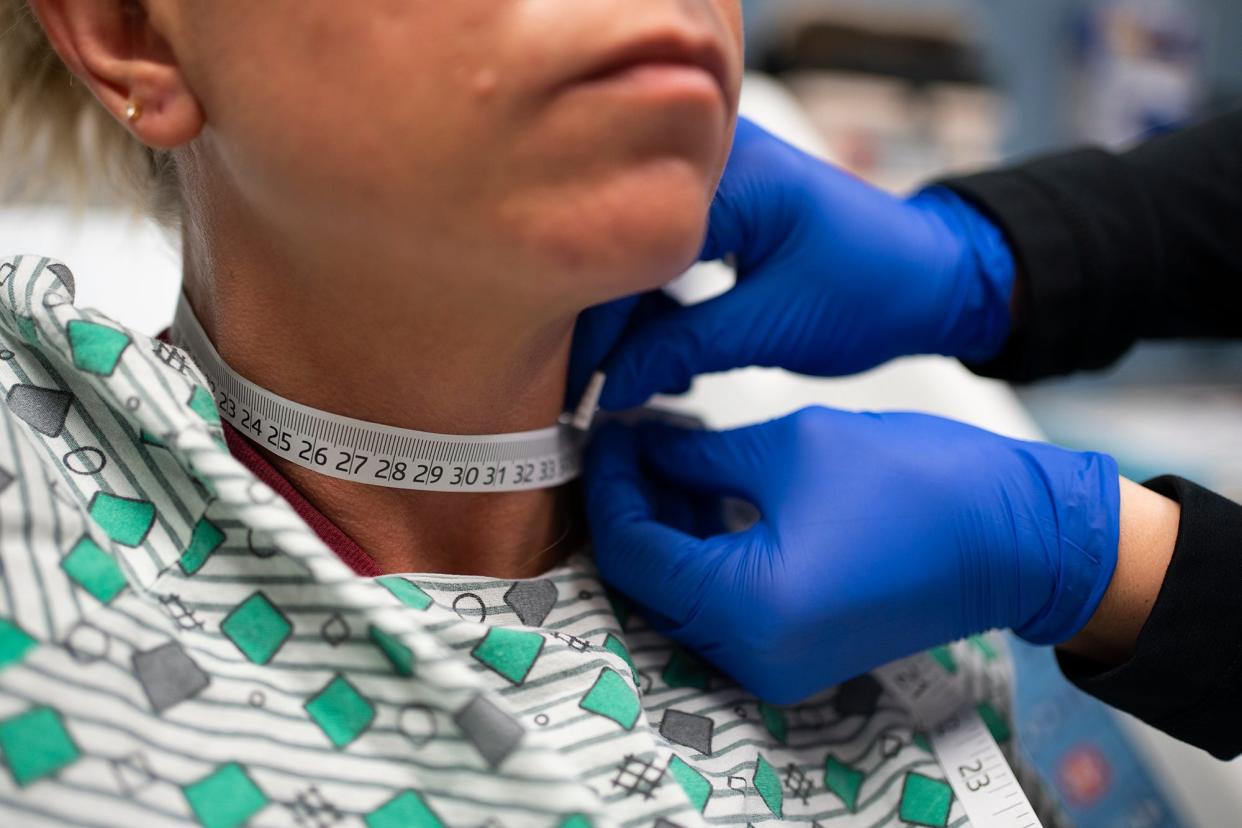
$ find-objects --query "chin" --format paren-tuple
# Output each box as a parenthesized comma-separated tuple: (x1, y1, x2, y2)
(500, 157, 718, 304)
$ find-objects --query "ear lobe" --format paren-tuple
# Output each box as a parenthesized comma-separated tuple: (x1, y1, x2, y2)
(28, 0, 204, 149)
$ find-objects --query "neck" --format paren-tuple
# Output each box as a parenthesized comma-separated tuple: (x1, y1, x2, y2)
(182, 212, 583, 579)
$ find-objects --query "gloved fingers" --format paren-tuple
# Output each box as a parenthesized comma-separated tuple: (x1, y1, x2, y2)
(633, 420, 771, 508)
(598, 125, 825, 411)
(599, 275, 778, 411)
(597, 300, 716, 410)
(566, 296, 640, 408)
(584, 423, 729, 625)
(700, 118, 816, 269)
(648, 467, 736, 539)
(570, 120, 797, 410)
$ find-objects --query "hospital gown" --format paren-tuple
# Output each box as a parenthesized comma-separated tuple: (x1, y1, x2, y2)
(0, 254, 1060, 826)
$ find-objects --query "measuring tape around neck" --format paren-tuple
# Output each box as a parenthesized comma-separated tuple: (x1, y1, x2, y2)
(176, 295, 1046, 821)
(877, 650, 1045, 828)
(171, 297, 584, 493)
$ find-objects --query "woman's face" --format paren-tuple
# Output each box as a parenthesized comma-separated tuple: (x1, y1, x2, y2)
(164, 0, 744, 308)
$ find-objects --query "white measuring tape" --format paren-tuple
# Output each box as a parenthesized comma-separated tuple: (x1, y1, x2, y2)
(177, 295, 1046, 823)
(877, 651, 1045, 828)
(172, 297, 585, 493)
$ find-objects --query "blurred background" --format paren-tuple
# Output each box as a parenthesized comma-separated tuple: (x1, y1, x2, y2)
(3, 0, 1240, 825)
(735, 3, 1242, 827)
(741, 0, 1242, 501)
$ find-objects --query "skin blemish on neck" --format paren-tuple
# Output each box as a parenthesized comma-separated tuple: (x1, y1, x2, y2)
(472, 67, 499, 100)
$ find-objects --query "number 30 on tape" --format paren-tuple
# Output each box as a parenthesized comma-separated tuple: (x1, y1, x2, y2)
(172, 296, 583, 493)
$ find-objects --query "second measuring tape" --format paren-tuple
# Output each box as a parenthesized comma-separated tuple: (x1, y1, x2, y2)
(172, 297, 583, 493)
(176, 296, 1047, 825)
(877, 650, 1045, 828)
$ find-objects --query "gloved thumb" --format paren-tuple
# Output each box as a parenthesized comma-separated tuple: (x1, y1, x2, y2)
(599, 121, 817, 410)
(700, 117, 816, 268)
(567, 296, 640, 409)
(601, 248, 803, 410)
(634, 420, 774, 510)
(598, 290, 744, 411)
(584, 423, 725, 626)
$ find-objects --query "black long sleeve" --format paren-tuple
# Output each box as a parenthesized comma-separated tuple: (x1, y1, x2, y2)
(1058, 477, 1242, 760)
(942, 108, 1242, 383)
(939, 112, 1242, 759)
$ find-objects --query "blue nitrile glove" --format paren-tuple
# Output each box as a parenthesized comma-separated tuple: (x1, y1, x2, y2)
(568, 298, 639, 408)
(597, 118, 1018, 411)
(585, 408, 1120, 704)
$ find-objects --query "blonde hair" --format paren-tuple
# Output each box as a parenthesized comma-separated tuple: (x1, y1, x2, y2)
(0, 0, 179, 222)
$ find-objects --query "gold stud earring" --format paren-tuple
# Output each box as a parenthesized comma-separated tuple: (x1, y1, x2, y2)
(125, 99, 143, 123)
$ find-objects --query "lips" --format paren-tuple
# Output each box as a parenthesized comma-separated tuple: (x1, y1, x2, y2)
(565, 31, 732, 101)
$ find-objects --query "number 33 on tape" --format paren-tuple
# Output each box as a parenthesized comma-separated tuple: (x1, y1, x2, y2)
(877, 652, 1044, 828)
(173, 297, 583, 493)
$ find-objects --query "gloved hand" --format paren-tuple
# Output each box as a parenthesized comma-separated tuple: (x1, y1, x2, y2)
(596, 118, 1018, 411)
(567, 297, 639, 408)
(585, 408, 1120, 703)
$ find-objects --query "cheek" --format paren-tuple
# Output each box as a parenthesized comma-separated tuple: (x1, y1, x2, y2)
(195, 3, 510, 236)
(719, 1, 746, 52)
(195, 3, 496, 155)
(497, 157, 715, 302)
(188, 0, 740, 305)
(484, 109, 739, 305)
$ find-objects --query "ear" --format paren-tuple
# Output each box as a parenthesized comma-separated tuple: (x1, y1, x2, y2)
(29, 0, 203, 149)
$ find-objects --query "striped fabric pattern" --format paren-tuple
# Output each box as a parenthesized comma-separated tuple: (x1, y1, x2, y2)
(0, 254, 1042, 827)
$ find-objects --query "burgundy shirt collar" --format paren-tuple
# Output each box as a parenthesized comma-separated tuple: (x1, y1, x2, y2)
(160, 327, 382, 576)
(221, 423, 384, 577)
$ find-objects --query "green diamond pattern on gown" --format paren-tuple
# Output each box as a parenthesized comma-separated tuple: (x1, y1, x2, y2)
(824, 755, 865, 812)
(668, 754, 712, 812)
(220, 592, 292, 665)
(87, 492, 156, 547)
(377, 576, 433, 610)
(899, 772, 954, 827)
(930, 645, 957, 674)
(187, 386, 220, 426)
(182, 762, 269, 828)
(754, 754, 783, 817)
(0, 257, 1039, 827)
(0, 618, 36, 669)
(977, 702, 1012, 743)
(369, 625, 415, 677)
(0, 706, 80, 787)
(16, 315, 37, 344)
(759, 702, 787, 744)
(970, 634, 998, 660)
(579, 668, 641, 730)
(66, 320, 131, 377)
(662, 648, 710, 690)
(471, 627, 544, 685)
(603, 633, 638, 685)
(913, 732, 933, 754)
(179, 517, 226, 575)
(365, 789, 444, 828)
(305, 674, 376, 748)
(60, 536, 127, 604)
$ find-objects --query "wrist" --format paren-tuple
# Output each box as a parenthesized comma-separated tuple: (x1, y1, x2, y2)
(1058, 479, 1180, 664)
(907, 187, 1016, 363)
(1009, 442, 1122, 646)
